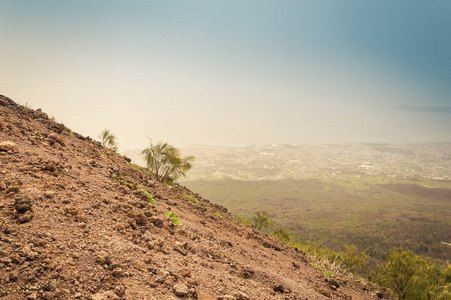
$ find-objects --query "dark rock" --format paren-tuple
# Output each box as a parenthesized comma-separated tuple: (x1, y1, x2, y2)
(43, 279, 57, 291)
(326, 278, 340, 290)
(6, 186, 20, 194)
(273, 284, 289, 293)
(240, 268, 254, 279)
(0, 180, 7, 190)
(148, 217, 165, 228)
(218, 296, 236, 300)
(34, 109, 48, 120)
(134, 212, 147, 226)
(14, 195, 33, 213)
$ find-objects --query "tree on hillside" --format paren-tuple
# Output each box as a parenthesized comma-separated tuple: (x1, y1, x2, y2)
(371, 248, 445, 300)
(252, 211, 270, 231)
(99, 129, 118, 152)
(141, 140, 194, 183)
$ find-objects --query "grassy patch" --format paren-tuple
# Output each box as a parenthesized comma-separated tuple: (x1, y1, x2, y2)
(143, 189, 156, 205)
(165, 211, 181, 225)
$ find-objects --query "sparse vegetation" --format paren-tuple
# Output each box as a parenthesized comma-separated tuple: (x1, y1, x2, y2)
(214, 212, 223, 219)
(370, 249, 450, 300)
(141, 140, 194, 183)
(98, 129, 118, 152)
(165, 211, 181, 225)
(235, 217, 252, 225)
(126, 183, 138, 190)
(252, 211, 270, 231)
(143, 189, 156, 205)
(272, 227, 293, 244)
(185, 179, 451, 264)
(182, 193, 198, 203)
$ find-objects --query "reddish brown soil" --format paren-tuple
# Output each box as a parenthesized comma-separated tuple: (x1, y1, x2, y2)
(0, 95, 383, 299)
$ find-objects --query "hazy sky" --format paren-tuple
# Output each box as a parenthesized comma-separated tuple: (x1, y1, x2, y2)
(1, 1, 450, 149)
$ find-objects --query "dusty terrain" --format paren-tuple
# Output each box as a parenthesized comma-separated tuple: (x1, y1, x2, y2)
(0, 95, 383, 299)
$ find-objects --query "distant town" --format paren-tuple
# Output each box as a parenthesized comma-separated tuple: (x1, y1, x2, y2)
(125, 143, 451, 182)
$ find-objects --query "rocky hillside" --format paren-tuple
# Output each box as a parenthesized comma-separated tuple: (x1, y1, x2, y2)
(0, 95, 382, 299)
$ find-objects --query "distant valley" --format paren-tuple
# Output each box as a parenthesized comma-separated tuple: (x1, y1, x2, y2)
(124, 143, 451, 263)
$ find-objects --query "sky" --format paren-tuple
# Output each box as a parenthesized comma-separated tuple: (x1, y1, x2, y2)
(1, 1, 450, 150)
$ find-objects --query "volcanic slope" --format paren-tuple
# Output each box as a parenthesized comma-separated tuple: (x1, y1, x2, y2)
(0, 95, 381, 299)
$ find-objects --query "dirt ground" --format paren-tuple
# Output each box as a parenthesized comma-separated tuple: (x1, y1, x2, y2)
(0, 95, 385, 299)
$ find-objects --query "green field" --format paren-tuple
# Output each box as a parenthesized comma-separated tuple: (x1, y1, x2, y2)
(183, 177, 451, 263)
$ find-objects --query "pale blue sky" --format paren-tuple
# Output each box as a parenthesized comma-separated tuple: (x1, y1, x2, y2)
(1, 1, 450, 149)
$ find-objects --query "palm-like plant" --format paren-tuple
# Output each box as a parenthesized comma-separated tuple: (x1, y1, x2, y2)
(141, 140, 194, 183)
(99, 129, 118, 152)
(252, 211, 270, 231)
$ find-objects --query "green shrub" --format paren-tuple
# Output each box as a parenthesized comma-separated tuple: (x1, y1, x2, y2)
(339, 244, 368, 275)
(183, 193, 198, 203)
(272, 227, 293, 244)
(214, 212, 223, 219)
(143, 189, 156, 205)
(98, 129, 118, 152)
(370, 248, 444, 300)
(165, 211, 181, 225)
(252, 211, 270, 231)
(235, 217, 252, 225)
(141, 140, 194, 183)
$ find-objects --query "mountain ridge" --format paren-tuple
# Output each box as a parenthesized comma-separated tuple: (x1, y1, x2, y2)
(0, 95, 383, 299)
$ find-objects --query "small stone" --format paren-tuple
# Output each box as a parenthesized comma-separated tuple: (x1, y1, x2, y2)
(273, 284, 287, 293)
(174, 242, 189, 256)
(93, 251, 110, 265)
(327, 278, 340, 290)
(197, 291, 216, 300)
(91, 291, 119, 300)
(0, 141, 18, 152)
(180, 268, 191, 278)
(148, 217, 165, 228)
(173, 283, 189, 297)
(21, 246, 38, 260)
(0, 181, 6, 190)
(43, 191, 55, 199)
(17, 211, 34, 223)
(134, 212, 147, 226)
(142, 231, 154, 242)
(7, 186, 20, 194)
(217, 296, 236, 300)
(155, 269, 169, 283)
(74, 293, 82, 299)
(34, 109, 48, 120)
(14, 195, 33, 213)
(27, 292, 38, 300)
(235, 292, 250, 300)
(112, 268, 124, 277)
(0, 257, 12, 265)
(43, 279, 57, 292)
